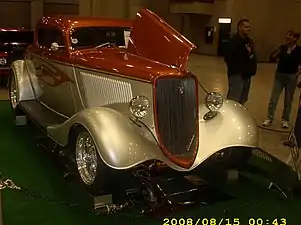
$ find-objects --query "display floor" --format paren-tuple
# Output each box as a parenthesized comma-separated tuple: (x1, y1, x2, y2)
(0, 100, 301, 225)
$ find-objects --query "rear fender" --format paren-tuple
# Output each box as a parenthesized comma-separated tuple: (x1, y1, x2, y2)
(191, 100, 259, 169)
(46, 107, 186, 170)
(11, 60, 35, 102)
(11, 59, 40, 101)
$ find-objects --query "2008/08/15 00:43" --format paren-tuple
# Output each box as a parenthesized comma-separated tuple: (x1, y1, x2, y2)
(162, 217, 287, 225)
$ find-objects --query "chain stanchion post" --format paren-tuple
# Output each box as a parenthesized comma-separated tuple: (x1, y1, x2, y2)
(0, 173, 3, 225)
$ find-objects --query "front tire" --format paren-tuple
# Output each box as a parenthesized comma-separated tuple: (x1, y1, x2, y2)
(71, 126, 109, 195)
(207, 147, 253, 170)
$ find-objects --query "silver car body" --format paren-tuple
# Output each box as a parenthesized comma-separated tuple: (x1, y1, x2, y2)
(11, 9, 259, 172)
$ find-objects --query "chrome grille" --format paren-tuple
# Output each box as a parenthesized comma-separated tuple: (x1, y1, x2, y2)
(154, 76, 198, 157)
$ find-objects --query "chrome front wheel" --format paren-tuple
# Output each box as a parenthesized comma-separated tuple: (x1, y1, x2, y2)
(75, 131, 98, 186)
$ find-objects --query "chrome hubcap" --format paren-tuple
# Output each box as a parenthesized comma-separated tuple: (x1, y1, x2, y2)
(10, 77, 17, 109)
(76, 131, 98, 185)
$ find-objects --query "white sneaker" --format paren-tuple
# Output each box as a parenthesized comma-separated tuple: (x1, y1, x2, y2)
(281, 120, 289, 128)
(262, 119, 272, 127)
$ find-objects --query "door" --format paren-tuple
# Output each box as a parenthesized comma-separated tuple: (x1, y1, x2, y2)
(31, 26, 75, 117)
(217, 18, 232, 56)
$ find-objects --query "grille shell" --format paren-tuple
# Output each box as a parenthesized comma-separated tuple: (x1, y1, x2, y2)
(153, 75, 199, 168)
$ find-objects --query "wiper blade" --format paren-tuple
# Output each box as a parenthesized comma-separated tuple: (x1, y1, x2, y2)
(95, 42, 112, 49)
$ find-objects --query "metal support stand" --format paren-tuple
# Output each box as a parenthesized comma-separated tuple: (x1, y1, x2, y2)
(285, 99, 301, 181)
(93, 194, 130, 214)
(286, 129, 301, 180)
(0, 189, 3, 225)
(15, 115, 27, 126)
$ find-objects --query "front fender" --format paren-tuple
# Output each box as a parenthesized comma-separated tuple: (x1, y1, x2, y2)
(47, 100, 258, 171)
(47, 107, 186, 170)
(191, 99, 259, 169)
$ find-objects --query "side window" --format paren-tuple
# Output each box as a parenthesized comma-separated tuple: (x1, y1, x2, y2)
(37, 27, 65, 51)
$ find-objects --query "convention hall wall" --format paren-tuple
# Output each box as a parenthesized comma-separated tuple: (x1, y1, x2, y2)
(77, 0, 301, 61)
(4, 0, 301, 61)
(149, 0, 301, 62)
(1, 0, 78, 30)
(43, 0, 79, 16)
(0, 1, 31, 29)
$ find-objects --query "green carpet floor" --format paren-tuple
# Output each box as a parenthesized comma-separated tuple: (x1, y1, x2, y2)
(0, 100, 301, 225)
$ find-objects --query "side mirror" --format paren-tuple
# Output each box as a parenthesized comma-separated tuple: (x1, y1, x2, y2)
(50, 42, 63, 51)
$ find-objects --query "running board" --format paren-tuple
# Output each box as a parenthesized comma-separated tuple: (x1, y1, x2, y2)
(19, 100, 67, 131)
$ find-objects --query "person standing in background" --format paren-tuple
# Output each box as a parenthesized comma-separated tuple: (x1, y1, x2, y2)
(224, 18, 257, 105)
(262, 30, 301, 128)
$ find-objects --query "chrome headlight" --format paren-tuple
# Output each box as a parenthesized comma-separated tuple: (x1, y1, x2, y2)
(205, 92, 223, 111)
(0, 58, 6, 65)
(129, 96, 149, 118)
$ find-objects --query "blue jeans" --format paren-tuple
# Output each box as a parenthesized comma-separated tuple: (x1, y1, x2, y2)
(227, 74, 251, 104)
(267, 71, 297, 122)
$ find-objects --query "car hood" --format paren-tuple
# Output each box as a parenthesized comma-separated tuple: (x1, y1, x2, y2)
(126, 8, 196, 71)
(72, 49, 182, 82)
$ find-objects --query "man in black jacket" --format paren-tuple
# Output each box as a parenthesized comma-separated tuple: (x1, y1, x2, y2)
(262, 29, 301, 128)
(224, 19, 257, 105)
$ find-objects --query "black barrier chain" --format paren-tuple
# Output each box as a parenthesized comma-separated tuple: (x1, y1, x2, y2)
(0, 174, 134, 216)
(0, 176, 94, 212)
(0, 173, 293, 221)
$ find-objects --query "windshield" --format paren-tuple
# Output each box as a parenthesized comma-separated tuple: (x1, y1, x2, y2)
(0, 31, 33, 44)
(70, 27, 131, 50)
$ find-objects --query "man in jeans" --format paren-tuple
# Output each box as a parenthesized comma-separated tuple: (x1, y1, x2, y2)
(225, 19, 257, 104)
(262, 30, 301, 128)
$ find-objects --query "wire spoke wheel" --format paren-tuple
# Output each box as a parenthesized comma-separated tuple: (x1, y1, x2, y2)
(75, 131, 98, 185)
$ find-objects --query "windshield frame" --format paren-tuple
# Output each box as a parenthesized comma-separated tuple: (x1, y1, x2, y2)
(69, 26, 131, 51)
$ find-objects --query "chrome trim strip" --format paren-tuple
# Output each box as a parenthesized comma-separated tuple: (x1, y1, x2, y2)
(73, 67, 85, 109)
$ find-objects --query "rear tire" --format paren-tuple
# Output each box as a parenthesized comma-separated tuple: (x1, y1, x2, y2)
(8, 73, 24, 117)
(70, 126, 109, 196)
